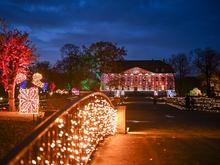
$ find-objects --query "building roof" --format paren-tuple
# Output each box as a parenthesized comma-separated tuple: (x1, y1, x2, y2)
(112, 60, 175, 73)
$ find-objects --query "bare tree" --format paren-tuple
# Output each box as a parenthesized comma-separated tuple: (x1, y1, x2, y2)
(193, 48, 220, 97)
(87, 41, 126, 73)
(168, 53, 191, 96)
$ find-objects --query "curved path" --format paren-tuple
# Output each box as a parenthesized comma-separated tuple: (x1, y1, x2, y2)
(92, 97, 220, 165)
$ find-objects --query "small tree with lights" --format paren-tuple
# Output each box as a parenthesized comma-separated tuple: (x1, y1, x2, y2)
(0, 20, 36, 111)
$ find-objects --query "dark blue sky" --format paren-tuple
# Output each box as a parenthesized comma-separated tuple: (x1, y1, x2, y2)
(1, 0, 220, 63)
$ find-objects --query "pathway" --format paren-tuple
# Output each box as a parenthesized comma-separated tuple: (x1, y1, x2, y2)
(91, 97, 220, 165)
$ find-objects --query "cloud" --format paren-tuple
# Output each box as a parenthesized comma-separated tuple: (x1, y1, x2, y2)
(0, 0, 220, 63)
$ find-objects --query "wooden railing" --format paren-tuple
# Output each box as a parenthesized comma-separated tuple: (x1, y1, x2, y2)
(1, 92, 117, 165)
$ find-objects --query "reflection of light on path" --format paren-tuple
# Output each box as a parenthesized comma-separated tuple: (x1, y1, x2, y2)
(127, 120, 153, 123)
(124, 101, 153, 104)
(165, 114, 175, 118)
(127, 129, 220, 139)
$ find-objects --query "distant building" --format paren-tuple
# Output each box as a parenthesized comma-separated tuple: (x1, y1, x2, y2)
(100, 60, 175, 96)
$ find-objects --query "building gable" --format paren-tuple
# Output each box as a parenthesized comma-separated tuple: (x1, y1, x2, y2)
(111, 60, 174, 73)
(123, 67, 153, 75)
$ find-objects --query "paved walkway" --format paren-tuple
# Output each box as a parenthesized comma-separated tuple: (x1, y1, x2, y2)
(91, 97, 220, 165)
(0, 112, 34, 121)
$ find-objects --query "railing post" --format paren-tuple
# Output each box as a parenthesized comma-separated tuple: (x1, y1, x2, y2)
(116, 106, 126, 134)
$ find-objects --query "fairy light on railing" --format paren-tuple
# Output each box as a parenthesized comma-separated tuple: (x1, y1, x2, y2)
(13, 94, 117, 165)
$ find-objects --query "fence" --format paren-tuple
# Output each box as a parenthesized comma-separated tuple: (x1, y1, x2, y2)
(1, 92, 117, 165)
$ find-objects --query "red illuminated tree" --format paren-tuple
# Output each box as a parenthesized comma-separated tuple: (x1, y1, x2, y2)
(0, 27, 36, 111)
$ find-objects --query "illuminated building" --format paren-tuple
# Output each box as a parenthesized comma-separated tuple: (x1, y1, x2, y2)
(100, 60, 175, 95)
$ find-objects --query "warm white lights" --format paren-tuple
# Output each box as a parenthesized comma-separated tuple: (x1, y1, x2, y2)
(32, 73, 44, 88)
(15, 73, 27, 84)
(25, 95, 117, 164)
(18, 87, 39, 114)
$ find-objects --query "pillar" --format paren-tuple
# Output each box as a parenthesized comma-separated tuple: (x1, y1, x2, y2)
(116, 106, 126, 134)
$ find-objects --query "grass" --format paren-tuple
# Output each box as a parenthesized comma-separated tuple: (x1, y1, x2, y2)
(0, 120, 34, 161)
(0, 96, 71, 161)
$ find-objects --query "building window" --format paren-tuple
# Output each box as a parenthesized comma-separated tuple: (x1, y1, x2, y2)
(155, 77, 159, 81)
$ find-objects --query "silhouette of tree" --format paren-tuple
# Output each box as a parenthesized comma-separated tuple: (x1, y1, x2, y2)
(193, 48, 220, 97)
(56, 42, 126, 89)
(87, 41, 126, 73)
(168, 53, 191, 96)
(56, 44, 83, 86)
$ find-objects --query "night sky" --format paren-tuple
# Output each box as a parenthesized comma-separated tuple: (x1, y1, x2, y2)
(1, 0, 220, 63)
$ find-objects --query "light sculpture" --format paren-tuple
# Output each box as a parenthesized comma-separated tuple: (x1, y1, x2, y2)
(42, 83, 48, 92)
(32, 73, 44, 88)
(18, 87, 39, 114)
(49, 82, 56, 92)
(15, 73, 27, 84)
(81, 79, 90, 90)
(72, 88, 80, 95)
(55, 89, 69, 95)
(20, 80, 27, 89)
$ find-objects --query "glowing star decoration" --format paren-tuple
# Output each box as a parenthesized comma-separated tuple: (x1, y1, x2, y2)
(15, 73, 27, 84)
(18, 87, 39, 114)
(32, 73, 44, 88)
